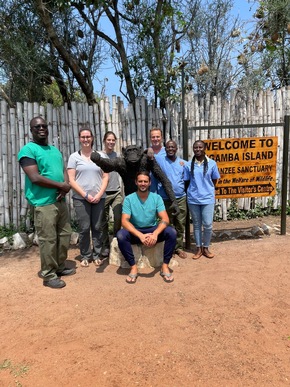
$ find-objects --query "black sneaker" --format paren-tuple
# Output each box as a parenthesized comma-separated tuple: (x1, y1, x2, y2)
(43, 278, 66, 289)
(56, 268, 76, 277)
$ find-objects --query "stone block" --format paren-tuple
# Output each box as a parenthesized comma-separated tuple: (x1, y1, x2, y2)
(109, 237, 178, 269)
(70, 232, 79, 245)
(261, 223, 274, 235)
(0, 236, 10, 250)
(12, 233, 26, 250)
(251, 226, 264, 237)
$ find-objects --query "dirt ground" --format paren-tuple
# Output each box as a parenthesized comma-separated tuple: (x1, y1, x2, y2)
(1, 215, 290, 387)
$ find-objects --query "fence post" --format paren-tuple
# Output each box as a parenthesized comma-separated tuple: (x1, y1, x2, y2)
(281, 115, 290, 235)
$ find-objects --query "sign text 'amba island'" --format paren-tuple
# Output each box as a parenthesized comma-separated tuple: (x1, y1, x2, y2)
(204, 137, 277, 198)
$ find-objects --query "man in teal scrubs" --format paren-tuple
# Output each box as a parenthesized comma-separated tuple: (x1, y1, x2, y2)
(18, 116, 74, 288)
(117, 171, 176, 284)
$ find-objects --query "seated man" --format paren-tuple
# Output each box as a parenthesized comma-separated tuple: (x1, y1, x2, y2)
(116, 171, 177, 284)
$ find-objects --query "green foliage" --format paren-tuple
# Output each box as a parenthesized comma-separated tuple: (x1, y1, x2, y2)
(0, 0, 104, 106)
(0, 224, 17, 243)
(43, 79, 88, 107)
(0, 0, 53, 103)
(222, 198, 289, 221)
(118, 0, 199, 107)
(185, 0, 243, 100)
(244, 0, 290, 88)
(70, 218, 79, 232)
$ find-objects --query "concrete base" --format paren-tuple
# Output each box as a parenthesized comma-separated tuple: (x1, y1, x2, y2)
(109, 237, 178, 269)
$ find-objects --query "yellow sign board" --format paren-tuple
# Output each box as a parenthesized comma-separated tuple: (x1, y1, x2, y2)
(204, 137, 277, 198)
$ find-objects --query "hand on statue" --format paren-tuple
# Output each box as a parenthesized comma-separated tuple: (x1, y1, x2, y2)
(146, 147, 154, 160)
(170, 201, 180, 217)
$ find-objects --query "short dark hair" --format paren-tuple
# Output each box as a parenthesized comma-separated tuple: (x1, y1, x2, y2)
(165, 140, 177, 148)
(135, 170, 151, 181)
(30, 116, 46, 129)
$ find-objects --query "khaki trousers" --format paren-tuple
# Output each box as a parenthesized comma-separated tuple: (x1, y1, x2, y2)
(164, 196, 187, 251)
(34, 201, 71, 280)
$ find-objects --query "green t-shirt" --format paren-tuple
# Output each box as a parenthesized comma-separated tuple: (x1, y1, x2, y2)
(18, 142, 65, 207)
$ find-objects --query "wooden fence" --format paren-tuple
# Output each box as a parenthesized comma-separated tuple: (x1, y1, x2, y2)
(0, 86, 290, 228)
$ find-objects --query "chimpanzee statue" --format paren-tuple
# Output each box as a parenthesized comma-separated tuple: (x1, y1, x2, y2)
(91, 145, 179, 216)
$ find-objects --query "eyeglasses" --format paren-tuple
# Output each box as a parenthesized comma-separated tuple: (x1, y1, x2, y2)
(33, 124, 48, 130)
(80, 136, 92, 139)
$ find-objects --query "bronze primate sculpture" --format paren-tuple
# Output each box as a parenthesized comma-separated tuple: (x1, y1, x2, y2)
(91, 145, 180, 216)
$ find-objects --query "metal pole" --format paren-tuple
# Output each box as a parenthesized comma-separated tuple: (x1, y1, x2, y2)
(281, 115, 290, 235)
(179, 62, 191, 250)
(181, 64, 188, 160)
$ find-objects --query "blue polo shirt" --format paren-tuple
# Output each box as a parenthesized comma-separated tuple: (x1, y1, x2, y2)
(122, 192, 165, 228)
(184, 156, 220, 205)
(155, 156, 186, 199)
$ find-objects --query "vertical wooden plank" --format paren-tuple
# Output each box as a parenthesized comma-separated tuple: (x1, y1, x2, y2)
(10, 109, 18, 226)
(140, 97, 147, 148)
(1, 101, 10, 225)
(135, 98, 142, 146)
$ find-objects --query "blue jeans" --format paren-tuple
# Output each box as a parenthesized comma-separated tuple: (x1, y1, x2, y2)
(188, 203, 215, 248)
(116, 226, 177, 266)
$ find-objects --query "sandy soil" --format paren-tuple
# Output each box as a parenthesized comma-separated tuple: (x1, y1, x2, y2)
(1, 216, 290, 387)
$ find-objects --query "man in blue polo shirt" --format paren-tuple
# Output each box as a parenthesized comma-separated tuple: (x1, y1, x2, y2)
(150, 127, 166, 157)
(116, 171, 177, 284)
(155, 140, 188, 259)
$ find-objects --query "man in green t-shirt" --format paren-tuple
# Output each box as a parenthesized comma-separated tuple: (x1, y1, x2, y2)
(116, 171, 177, 284)
(18, 116, 74, 289)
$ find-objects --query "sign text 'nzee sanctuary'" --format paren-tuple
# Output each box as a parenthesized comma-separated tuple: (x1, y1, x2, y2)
(204, 137, 277, 198)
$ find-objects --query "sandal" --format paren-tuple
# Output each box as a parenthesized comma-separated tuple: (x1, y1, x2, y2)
(94, 259, 104, 267)
(126, 273, 138, 284)
(175, 249, 187, 259)
(80, 259, 89, 267)
(160, 271, 174, 283)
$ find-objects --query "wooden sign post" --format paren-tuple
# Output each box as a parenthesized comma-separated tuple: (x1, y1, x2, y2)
(204, 137, 278, 199)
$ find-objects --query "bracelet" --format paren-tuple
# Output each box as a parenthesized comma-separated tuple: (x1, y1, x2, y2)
(84, 192, 89, 199)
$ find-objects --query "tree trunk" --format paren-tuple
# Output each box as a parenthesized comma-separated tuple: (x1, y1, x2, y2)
(33, 0, 96, 105)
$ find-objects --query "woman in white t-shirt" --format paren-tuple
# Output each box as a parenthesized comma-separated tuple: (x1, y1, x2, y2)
(67, 128, 109, 267)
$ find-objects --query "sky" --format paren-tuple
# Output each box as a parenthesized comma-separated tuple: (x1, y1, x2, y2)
(94, 0, 258, 98)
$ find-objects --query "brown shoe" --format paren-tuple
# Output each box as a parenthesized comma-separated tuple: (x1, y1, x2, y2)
(192, 248, 203, 260)
(175, 249, 187, 259)
(203, 247, 214, 259)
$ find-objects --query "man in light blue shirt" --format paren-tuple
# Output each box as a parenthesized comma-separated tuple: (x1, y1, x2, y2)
(117, 171, 176, 284)
(150, 127, 166, 157)
(155, 140, 188, 258)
